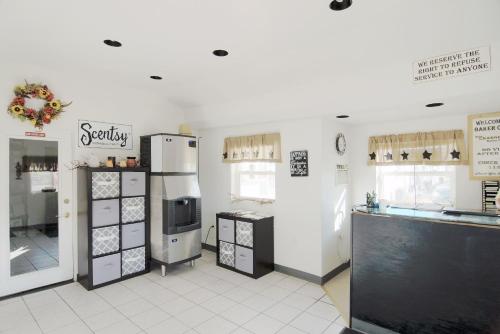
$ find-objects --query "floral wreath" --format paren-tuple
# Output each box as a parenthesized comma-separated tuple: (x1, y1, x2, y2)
(7, 81, 71, 129)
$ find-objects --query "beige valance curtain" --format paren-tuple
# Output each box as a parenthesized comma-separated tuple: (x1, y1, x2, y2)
(368, 130, 468, 165)
(223, 133, 281, 163)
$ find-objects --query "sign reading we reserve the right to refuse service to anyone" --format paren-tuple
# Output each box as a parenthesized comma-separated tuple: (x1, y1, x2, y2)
(468, 112, 500, 180)
(413, 46, 490, 83)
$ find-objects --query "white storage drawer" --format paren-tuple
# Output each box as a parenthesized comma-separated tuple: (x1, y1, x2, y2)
(92, 253, 121, 285)
(235, 245, 254, 274)
(122, 197, 145, 223)
(236, 221, 253, 248)
(92, 226, 120, 256)
(218, 219, 235, 243)
(122, 222, 145, 249)
(122, 247, 145, 276)
(122, 172, 146, 197)
(92, 199, 119, 227)
(219, 241, 235, 267)
(92, 172, 120, 199)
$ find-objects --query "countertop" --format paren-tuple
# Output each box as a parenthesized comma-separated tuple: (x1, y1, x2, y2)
(353, 206, 500, 228)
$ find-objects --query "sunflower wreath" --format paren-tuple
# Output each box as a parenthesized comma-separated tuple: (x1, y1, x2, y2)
(7, 81, 71, 129)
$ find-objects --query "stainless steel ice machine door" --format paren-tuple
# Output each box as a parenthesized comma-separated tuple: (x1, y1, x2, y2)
(162, 135, 197, 174)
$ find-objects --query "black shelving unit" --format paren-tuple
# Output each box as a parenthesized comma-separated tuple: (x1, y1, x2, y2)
(77, 167, 151, 290)
(216, 213, 274, 279)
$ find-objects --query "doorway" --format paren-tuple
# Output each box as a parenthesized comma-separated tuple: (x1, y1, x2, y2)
(1, 134, 73, 297)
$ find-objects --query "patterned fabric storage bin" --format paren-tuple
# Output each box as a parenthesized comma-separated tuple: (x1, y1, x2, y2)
(92, 172, 120, 199)
(92, 226, 120, 256)
(236, 221, 253, 248)
(122, 197, 145, 223)
(219, 241, 235, 267)
(122, 247, 146, 276)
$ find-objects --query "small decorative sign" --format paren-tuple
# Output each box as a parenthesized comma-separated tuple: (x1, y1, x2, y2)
(78, 120, 132, 150)
(468, 112, 500, 180)
(413, 46, 490, 83)
(335, 164, 349, 185)
(25, 131, 46, 138)
(290, 150, 308, 177)
(482, 181, 500, 211)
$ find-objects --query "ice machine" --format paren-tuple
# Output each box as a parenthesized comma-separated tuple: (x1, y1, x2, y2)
(141, 134, 201, 275)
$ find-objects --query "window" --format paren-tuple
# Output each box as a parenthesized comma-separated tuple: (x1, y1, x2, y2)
(376, 165, 456, 209)
(231, 162, 276, 202)
(30, 171, 58, 193)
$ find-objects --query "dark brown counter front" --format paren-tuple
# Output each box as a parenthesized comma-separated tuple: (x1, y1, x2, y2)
(351, 211, 500, 334)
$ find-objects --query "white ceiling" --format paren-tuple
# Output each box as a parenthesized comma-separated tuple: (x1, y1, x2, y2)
(1, 0, 500, 128)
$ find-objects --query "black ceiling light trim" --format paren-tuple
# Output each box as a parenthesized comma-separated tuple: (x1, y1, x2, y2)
(426, 102, 444, 108)
(103, 39, 122, 47)
(150, 75, 163, 80)
(336, 115, 350, 119)
(213, 49, 229, 57)
(330, 0, 352, 11)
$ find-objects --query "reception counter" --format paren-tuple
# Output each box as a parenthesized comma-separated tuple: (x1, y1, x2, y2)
(351, 207, 500, 334)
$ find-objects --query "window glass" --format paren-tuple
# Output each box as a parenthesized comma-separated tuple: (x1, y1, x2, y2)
(231, 162, 276, 201)
(376, 165, 456, 209)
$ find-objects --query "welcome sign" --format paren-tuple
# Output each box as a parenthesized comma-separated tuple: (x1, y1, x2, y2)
(468, 112, 500, 180)
(413, 46, 490, 83)
(78, 120, 133, 150)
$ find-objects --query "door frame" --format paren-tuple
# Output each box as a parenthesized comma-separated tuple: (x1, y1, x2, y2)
(0, 130, 74, 297)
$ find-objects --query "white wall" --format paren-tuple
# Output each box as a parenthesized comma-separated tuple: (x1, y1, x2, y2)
(199, 117, 352, 277)
(349, 114, 483, 210)
(321, 119, 351, 275)
(0, 64, 185, 162)
(199, 118, 326, 277)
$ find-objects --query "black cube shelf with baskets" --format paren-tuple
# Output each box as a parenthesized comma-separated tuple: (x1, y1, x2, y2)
(216, 212, 274, 279)
(77, 167, 151, 290)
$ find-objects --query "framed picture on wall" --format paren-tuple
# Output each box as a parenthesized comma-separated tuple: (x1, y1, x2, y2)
(468, 112, 500, 180)
(290, 150, 308, 177)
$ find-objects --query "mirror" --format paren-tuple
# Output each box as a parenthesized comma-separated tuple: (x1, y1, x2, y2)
(9, 138, 59, 276)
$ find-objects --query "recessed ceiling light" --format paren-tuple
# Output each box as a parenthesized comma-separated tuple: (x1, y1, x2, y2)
(150, 76, 163, 80)
(426, 102, 444, 108)
(213, 49, 229, 57)
(330, 0, 352, 11)
(336, 115, 350, 119)
(103, 39, 122, 47)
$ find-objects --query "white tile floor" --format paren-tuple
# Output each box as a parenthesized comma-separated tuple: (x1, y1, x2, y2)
(0, 250, 346, 334)
(10, 227, 59, 276)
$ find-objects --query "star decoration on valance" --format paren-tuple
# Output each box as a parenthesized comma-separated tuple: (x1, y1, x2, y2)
(423, 150, 432, 160)
(385, 152, 393, 160)
(223, 152, 228, 159)
(369, 152, 376, 160)
(401, 151, 409, 160)
(450, 149, 460, 160)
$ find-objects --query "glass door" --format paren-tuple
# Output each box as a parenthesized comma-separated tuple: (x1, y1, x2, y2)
(1, 134, 73, 297)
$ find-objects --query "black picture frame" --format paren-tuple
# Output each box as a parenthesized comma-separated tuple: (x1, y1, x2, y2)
(290, 150, 309, 177)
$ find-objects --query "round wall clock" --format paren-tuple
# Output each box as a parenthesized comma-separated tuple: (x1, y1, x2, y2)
(336, 133, 346, 156)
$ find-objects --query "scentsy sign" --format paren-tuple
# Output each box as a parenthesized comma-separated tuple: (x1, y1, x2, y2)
(78, 120, 132, 150)
(413, 46, 490, 83)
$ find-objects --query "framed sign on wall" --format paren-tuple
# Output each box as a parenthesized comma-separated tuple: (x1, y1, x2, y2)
(468, 112, 500, 180)
(290, 150, 308, 177)
(78, 120, 133, 150)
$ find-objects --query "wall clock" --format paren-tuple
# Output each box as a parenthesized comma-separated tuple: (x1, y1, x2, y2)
(336, 133, 346, 156)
